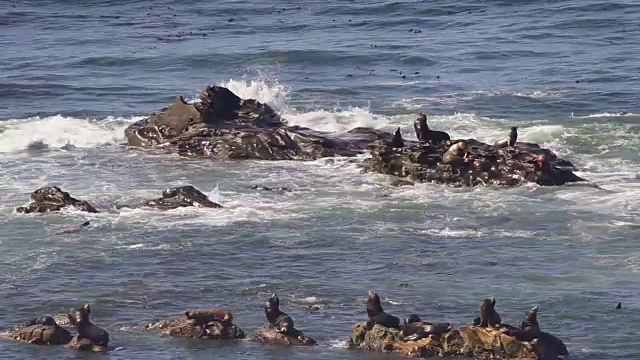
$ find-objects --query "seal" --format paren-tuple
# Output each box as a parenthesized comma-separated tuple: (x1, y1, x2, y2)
(473, 297, 501, 327)
(264, 294, 295, 335)
(366, 290, 401, 329)
(391, 127, 405, 148)
(494, 126, 518, 148)
(401, 314, 452, 341)
(616, 302, 622, 310)
(413, 113, 450, 145)
(507, 306, 541, 342)
(53, 221, 90, 235)
(67, 304, 109, 351)
(442, 141, 469, 165)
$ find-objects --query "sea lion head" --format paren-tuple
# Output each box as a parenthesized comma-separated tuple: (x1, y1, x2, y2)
(74, 304, 91, 325)
(490, 297, 496, 308)
(404, 314, 421, 325)
(525, 306, 538, 322)
(265, 294, 280, 312)
(368, 290, 381, 305)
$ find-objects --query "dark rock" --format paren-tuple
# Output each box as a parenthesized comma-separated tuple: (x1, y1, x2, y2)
(124, 85, 393, 161)
(144, 309, 245, 340)
(144, 185, 221, 209)
(347, 322, 569, 359)
(361, 139, 585, 187)
(15, 186, 98, 214)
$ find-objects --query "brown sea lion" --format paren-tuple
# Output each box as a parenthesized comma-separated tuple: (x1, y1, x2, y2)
(391, 127, 405, 148)
(494, 126, 518, 148)
(413, 113, 450, 145)
(442, 141, 469, 165)
(184, 309, 233, 326)
(473, 297, 502, 327)
(366, 290, 401, 329)
(401, 314, 452, 341)
(67, 304, 109, 352)
(507, 306, 541, 342)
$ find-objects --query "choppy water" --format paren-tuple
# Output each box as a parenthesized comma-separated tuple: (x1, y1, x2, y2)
(1, 0, 639, 359)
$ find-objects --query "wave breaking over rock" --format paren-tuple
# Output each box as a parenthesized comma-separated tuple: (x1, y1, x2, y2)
(124, 83, 585, 187)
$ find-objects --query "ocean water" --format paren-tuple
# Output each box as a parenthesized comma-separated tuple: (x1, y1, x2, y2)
(1, 0, 639, 359)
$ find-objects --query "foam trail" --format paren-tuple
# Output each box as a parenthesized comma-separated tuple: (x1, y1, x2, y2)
(0, 115, 140, 154)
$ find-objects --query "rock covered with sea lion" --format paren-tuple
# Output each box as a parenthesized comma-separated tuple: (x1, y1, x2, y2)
(124, 84, 394, 160)
(254, 294, 316, 346)
(2, 315, 73, 346)
(15, 186, 99, 214)
(362, 134, 585, 187)
(347, 295, 569, 359)
(144, 308, 245, 339)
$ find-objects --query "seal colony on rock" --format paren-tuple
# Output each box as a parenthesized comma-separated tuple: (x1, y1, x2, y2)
(348, 292, 570, 360)
(122, 83, 584, 188)
(143, 308, 245, 340)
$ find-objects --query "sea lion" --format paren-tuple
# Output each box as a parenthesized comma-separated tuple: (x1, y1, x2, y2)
(67, 304, 109, 351)
(616, 302, 622, 310)
(391, 127, 405, 148)
(366, 290, 401, 329)
(494, 126, 518, 148)
(473, 297, 501, 327)
(184, 309, 233, 326)
(264, 294, 295, 335)
(413, 113, 450, 145)
(442, 141, 469, 165)
(507, 306, 541, 342)
(401, 314, 452, 341)
(53, 221, 90, 235)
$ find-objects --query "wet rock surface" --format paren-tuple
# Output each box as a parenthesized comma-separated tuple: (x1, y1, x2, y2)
(347, 322, 569, 359)
(144, 185, 222, 210)
(124, 85, 393, 161)
(253, 326, 317, 346)
(3, 316, 73, 346)
(15, 186, 99, 214)
(144, 309, 245, 340)
(362, 139, 585, 187)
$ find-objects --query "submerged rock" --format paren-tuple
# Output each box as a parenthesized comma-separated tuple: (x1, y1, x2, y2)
(362, 139, 585, 187)
(254, 326, 317, 346)
(124, 84, 393, 160)
(347, 322, 569, 359)
(15, 186, 99, 214)
(144, 309, 245, 340)
(144, 185, 222, 209)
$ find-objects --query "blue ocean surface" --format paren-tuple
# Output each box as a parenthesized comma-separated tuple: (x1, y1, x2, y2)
(0, 0, 639, 359)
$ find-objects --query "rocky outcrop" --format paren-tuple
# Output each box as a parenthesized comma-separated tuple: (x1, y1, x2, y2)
(362, 139, 584, 187)
(253, 326, 317, 346)
(15, 186, 98, 214)
(2, 316, 73, 346)
(347, 322, 569, 359)
(124, 85, 393, 161)
(144, 309, 245, 340)
(144, 185, 222, 209)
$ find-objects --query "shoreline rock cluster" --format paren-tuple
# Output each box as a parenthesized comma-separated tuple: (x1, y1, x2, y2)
(1, 293, 569, 359)
(122, 83, 585, 188)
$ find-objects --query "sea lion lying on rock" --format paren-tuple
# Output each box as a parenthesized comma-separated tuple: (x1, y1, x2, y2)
(494, 126, 518, 148)
(4, 316, 73, 346)
(66, 304, 109, 352)
(144, 308, 245, 339)
(255, 294, 316, 346)
(16, 186, 98, 214)
(401, 314, 452, 341)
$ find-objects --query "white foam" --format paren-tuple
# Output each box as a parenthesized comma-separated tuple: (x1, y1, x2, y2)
(0, 115, 139, 154)
(218, 78, 289, 111)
